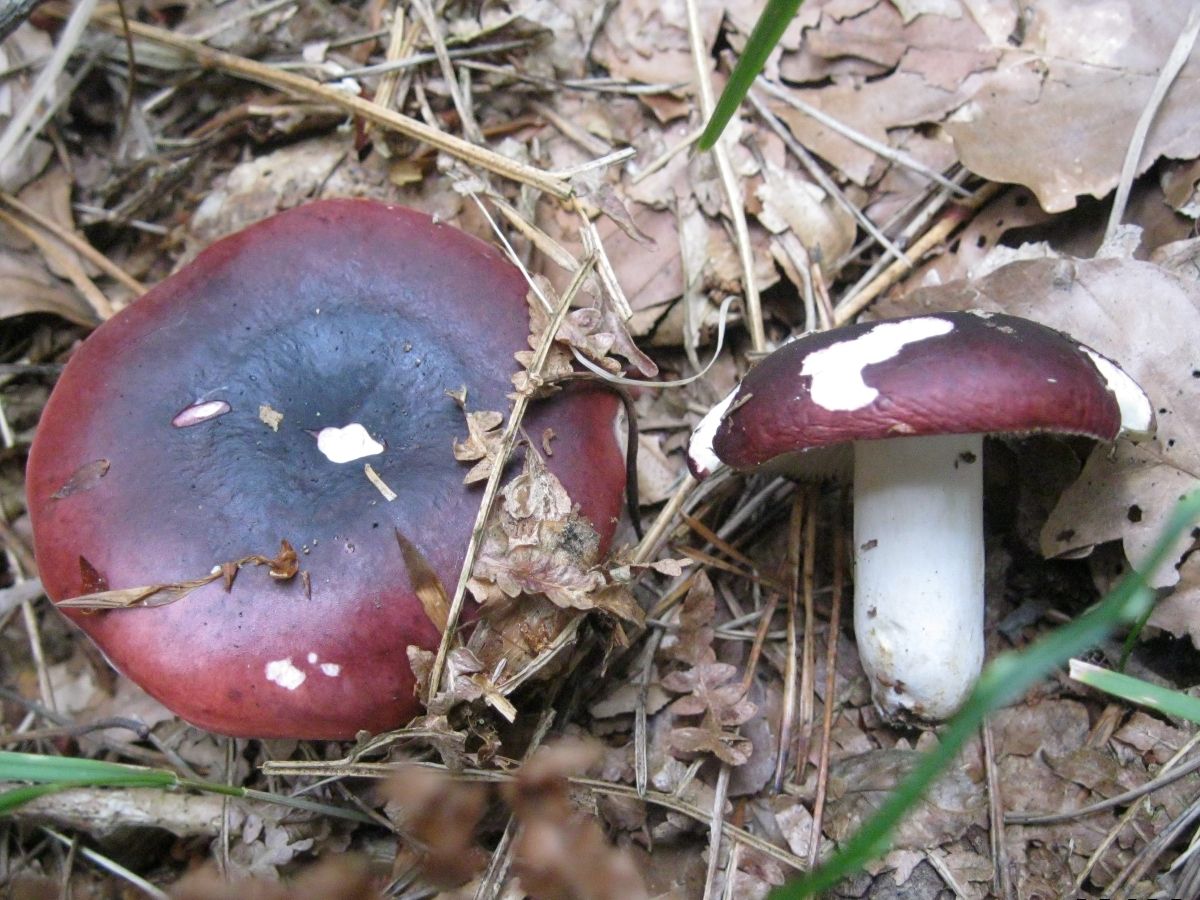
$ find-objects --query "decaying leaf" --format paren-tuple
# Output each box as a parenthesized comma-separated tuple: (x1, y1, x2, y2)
(823, 749, 985, 850)
(452, 406, 505, 484)
(660, 570, 717, 666)
(947, 2, 1200, 212)
(395, 529, 449, 633)
(754, 159, 856, 273)
(661, 661, 756, 766)
(410, 645, 515, 721)
(469, 452, 642, 623)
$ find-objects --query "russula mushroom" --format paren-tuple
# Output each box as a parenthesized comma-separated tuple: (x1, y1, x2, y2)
(26, 199, 626, 739)
(688, 311, 1154, 722)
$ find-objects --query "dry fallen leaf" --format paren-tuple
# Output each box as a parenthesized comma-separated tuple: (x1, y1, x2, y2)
(395, 529, 450, 633)
(452, 407, 505, 484)
(661, 661, 756, 766)
(947, 1, 1200, 212)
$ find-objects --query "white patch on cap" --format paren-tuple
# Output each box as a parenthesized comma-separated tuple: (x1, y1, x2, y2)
(1082, 349, 1155, 438)
(319, 662, 341, 677)
(307, 652, 319, 664)
(316, 423, 384, 463)
(687, 386, 740, 478)
(801, 317, 955, 411)
(172, 400, 231, 428)
(265, 657, 306, 690)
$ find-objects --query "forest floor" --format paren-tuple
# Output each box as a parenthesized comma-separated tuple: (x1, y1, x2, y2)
(2, 1, 1200, 897)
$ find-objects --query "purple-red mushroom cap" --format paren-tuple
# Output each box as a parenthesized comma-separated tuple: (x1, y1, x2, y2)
(687, 311, 1155, 479)
(26, 200, 627, 740)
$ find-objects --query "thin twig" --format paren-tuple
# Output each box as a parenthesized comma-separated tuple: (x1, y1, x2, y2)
(261, 758, 811, 874)
(410, 0, 483, 143)
(0, 208, 115, 320)
(0, 192, 146, 296)
(792, 488, 819, 787)
(1070, 730, 1200, 896)
(631, 127, 703, 186)
(702, 764, 732, 900)
(0, 0, 100, 170)
(982, 718, 1012, 899)
(747, 89, 908, 271)
(43, 828, 168, 900)
(1007, 741, 1200, 826)
(773, 494, 803, 791)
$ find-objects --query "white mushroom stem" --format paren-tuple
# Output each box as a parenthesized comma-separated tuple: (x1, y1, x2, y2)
(852, 433, 985, 721)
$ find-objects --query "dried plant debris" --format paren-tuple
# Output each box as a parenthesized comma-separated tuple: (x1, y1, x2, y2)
(173, 856, 380, 900)
(58, 539, 304, 609)
(468, 452, 642, 623)
(382, 766, 489, 888)
(6, 0, 1200, 894)
(503, 739, 650, 900)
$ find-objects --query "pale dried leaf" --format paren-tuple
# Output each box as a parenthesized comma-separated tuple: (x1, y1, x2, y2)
(395, 529, 449, 632)
(947, 3, 1200, 212)
(453, 408, 504, 484)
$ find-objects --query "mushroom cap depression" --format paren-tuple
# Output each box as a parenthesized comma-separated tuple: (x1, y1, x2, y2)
(26, 200, 626, 739)
(688, 311, 1154, 477)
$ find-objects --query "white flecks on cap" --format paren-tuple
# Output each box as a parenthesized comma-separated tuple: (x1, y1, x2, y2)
(1082, 348, 1155, 438)
(172, 399, 231, 428)
(305, 650, 342, 677)
(316, 423, 384, 463)
(265, 657, 306, 690)
(801, 317, 955, 411)
(687, 386, 740, 478)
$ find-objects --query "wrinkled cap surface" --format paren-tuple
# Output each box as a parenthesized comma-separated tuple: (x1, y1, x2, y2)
(688, 311, 1154, 477)
(27, 200, 626, 739)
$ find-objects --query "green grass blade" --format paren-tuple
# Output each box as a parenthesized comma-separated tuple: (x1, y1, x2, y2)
(0, 750, 376, 826)
(698, 0, 804, 151)
(0, 751, 172, 785)
(1070, 658, 1200, 724)
(772, 491, 1200, 898)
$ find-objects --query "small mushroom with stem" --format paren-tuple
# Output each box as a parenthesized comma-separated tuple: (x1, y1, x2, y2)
(26, 200, 627, 739)
(688, 311, 1155, 723)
